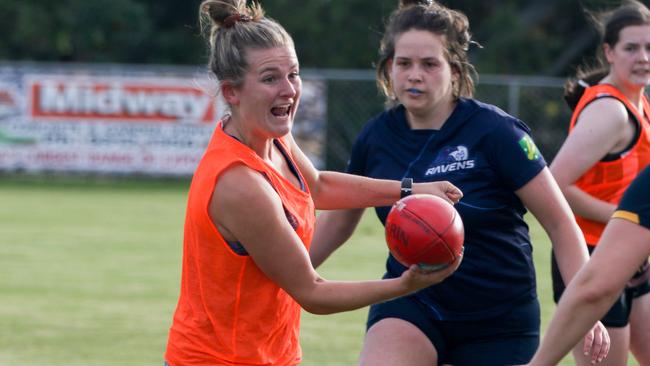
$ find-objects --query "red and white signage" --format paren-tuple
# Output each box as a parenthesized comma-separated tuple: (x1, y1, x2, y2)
(28, 76, 220, 123)
(0, 67, 326, 176)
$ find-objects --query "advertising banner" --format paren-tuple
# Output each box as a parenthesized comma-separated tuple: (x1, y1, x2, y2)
(0, 64, 326, 176)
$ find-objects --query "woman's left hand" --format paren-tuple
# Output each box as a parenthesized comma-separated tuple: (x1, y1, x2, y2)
(414, 181, 463, 204)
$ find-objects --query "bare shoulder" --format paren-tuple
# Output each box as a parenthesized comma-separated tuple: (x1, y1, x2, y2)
(215, 164, 275, 205)
(211, 164, 283, 235)
(577, 97, 629, 130)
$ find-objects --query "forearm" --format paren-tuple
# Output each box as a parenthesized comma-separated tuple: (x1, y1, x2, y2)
(548, 219, 590, 283)
(297, 277, 407, 315)
(310, 171, 402, 210)
(563, 185, 616, 223)
(296, 258, 459, 315)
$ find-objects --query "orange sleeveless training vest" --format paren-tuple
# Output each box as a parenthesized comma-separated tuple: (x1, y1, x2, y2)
(569, 84, 650, 245)
(165, 122, 315, 365)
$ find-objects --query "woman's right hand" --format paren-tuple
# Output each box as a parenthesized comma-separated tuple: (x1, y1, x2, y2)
(413, 181, 463, 204)
(581, 321, 610, 364)
(399, 254, 462, 293)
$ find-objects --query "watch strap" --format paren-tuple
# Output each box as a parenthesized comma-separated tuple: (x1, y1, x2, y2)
(400, 178, 413, 199)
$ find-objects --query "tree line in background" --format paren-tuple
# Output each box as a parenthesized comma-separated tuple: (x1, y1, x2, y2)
(0, 0, 642, 76)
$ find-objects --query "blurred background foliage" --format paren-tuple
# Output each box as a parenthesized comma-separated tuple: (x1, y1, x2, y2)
(1, 0, 644, 76)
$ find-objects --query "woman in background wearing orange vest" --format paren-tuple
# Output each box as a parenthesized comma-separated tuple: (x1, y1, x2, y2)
(550, 1, 650, 365)
(163, 1, 462, 365)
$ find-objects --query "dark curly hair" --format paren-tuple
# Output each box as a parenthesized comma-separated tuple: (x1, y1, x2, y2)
(376, 0, 478, 104)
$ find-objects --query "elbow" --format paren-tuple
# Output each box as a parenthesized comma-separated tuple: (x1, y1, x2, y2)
(296, 295, 336, 315)
(579, 285, 620, 306)
(300, 303, 335, 315)
(291, 278, 339, 315)
(570, 272, 621, 307)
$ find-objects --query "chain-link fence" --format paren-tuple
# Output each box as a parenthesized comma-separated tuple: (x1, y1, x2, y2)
(0, 62, 572, 176)
(304, 69, 570, 171)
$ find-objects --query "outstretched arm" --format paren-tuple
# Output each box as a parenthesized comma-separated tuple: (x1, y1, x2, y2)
(284, 133, 462, 210)
(529, 218, 650, 366)
(211, 165, 459, 315)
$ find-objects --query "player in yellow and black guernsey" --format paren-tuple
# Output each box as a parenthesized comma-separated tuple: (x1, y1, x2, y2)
(530, 166, 650, 365)
(613, 167, 650, 231)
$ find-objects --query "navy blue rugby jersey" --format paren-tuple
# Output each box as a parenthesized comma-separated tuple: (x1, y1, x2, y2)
(614, 166, 650, 230)
(347, 99, 547, 321)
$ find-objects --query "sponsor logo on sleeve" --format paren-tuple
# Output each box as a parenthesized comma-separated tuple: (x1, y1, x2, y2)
(518, 135, 540, 160)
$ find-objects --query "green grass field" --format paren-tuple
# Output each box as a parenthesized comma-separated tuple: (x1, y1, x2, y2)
(0, 178, 639, 365)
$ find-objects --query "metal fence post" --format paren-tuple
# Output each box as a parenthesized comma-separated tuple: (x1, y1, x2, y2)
(508, 82, 521, 118)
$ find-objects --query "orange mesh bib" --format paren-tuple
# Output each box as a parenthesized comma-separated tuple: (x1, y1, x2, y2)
(165, 122, 314, 365)
(569, 84, 650, 245)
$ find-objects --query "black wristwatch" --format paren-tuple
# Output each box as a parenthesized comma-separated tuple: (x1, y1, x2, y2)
(400, 178, 413, 199)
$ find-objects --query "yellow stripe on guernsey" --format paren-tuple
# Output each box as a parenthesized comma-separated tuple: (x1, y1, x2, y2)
(612, 210, 640, 224)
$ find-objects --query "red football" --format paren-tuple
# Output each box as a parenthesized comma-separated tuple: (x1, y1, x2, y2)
(385, 194, 464, 270)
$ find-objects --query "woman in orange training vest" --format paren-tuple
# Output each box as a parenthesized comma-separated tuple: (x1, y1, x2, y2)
(163, 1, 462, 365)
(550, 1, 650, 365)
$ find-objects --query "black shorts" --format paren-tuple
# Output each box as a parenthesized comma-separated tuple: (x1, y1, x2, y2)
(366, 294, 540, 365)
(551, 246, 650, 327)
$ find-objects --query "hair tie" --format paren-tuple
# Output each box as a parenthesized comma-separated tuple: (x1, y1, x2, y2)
(223, 13, 251, 28)
(577, 79, 590, 88)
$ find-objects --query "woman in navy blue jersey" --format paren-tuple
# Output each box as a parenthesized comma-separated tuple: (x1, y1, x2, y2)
(310, 0, 609, 365)
(529, 167, 650, 366)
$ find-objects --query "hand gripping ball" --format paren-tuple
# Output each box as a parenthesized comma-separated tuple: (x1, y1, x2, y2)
(385, 194, 464, 271)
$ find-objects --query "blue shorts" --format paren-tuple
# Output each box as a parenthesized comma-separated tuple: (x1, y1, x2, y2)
(366, 295, 540, 365)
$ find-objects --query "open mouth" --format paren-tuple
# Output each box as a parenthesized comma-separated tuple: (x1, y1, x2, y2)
(271, 105, 292, 117)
